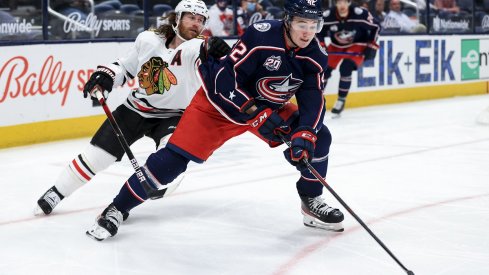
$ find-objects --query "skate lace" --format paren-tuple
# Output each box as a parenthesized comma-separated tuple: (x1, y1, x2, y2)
(310, 197, 335, 215)
(105, 207, 123, 227)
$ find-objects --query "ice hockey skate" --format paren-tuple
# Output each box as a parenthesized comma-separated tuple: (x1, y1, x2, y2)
(86, 203, 123, 241)
(331, 97, 346, 118)
(34, 186, 64, 216)
(300, 195, 344, 232)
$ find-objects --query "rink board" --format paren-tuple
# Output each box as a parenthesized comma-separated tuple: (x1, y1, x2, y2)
(1, 35, 488, 148)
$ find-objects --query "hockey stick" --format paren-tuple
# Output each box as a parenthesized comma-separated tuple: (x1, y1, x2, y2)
(94, 89, 167, 200)
(327, 52, 364, 57)
(279, 134, 415, 275)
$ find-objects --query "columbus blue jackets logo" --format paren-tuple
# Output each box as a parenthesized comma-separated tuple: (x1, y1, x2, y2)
(334, 30, 356, 45)
(256, 74, 303, 103)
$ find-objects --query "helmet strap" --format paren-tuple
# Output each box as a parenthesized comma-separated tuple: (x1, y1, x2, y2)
(284, 16, 299, 48)
(172, 12, 188, 42)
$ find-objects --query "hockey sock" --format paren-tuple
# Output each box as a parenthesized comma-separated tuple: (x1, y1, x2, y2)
(113, 148, 189, 213)
(338, 60, 355, 98)
(338, 76, 351, 99)
(113, 174, 147, 213)
(55, 145, 117, 197)
(296, 126, 331, 197)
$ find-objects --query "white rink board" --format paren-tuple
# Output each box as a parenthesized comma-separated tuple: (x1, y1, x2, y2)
(1, 35, 488, 127)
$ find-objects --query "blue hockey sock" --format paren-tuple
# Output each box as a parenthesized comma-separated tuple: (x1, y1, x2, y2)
(296, 126, 331, 198)
(112, 148, 190, 213)
(113, 173, 147, 213)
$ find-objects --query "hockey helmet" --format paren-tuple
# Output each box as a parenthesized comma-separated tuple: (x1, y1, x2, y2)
(174, 0, 209, 21)
(173, 0, 209, 41)
(284, 0, 323, 33)
(333, 0, 352, 6)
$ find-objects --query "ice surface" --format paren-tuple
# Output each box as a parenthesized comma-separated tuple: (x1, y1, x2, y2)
(1, 95, 489, 275)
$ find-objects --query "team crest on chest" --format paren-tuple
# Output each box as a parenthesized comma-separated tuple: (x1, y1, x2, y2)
(335, 30, 356, 45)
(256, 73, 303, 103)
(263, 55, 282, 71)
(137, 57, 177, 95)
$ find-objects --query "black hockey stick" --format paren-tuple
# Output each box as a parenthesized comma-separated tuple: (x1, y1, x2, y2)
(279, 134, 415, 275)
(93, 89, 166, 200)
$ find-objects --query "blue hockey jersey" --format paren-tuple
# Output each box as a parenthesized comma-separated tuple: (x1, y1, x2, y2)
(317, 6, 380, 47)
(199, 20, 327, 133)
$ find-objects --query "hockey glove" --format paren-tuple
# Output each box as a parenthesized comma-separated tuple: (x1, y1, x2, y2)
(363, 42, 379, 61)
(83, 66, 115, 99)
(246, 105, 291, 143)
(200, 36, 231, 62)
(284, 126, 317, 172)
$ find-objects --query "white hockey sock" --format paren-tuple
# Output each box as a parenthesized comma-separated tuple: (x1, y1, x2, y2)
(55, 144, 117, 197)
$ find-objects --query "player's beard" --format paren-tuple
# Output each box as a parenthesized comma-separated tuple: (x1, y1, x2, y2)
(178, 24, 201, 40)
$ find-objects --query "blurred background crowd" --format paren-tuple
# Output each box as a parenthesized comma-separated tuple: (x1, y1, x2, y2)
(0, 0, 488, 41)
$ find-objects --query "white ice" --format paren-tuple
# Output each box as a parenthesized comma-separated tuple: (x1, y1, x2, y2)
(1, 95, 489, 275)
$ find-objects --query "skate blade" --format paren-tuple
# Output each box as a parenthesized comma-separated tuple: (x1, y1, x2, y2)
(331, 113, 342, 119)
(33, 205, 47, 216)
(86, 223, 112, 241)
(303, 216, 344, 232)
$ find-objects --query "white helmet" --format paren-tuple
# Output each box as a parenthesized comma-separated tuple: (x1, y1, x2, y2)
(175, 0, 209, 21)
(173, 0, 209, 41)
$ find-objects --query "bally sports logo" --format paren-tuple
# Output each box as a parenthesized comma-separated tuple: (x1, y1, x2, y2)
(256, 74, 303, 103)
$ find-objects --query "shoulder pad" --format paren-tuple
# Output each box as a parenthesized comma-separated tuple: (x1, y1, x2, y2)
(252, 22, 272, 32)
(354, 7, 364, 15)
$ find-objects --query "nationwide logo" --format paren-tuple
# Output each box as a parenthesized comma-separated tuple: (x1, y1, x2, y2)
(482, 15, 489, 31)
(0, 18, 35, 34)
(432, 16, 470, 32)
(461, 39, 489, 81)
(461, 39, 479, 80)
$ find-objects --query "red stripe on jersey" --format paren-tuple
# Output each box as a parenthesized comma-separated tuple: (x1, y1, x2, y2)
(72, 159, 91, 181)
(133, 100, 153, 111)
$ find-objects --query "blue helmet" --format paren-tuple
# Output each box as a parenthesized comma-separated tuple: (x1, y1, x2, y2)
(284, 0, 323, 21)
(284, 0, 323, 33)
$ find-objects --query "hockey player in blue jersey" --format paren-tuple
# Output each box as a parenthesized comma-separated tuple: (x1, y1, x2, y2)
(317, 0, 380, 116)
(86, 0, 345, 241)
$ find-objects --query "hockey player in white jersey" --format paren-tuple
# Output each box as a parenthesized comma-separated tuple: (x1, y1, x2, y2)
(34, 0, 231, 218)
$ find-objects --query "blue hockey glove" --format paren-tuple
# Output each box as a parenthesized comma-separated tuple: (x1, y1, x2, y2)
(83, 66, 115, 99)
(284, 126, 317, 172)
(246, 105, 291, 143)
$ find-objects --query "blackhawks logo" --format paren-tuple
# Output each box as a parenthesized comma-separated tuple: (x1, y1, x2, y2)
(138, 57, 177, 95)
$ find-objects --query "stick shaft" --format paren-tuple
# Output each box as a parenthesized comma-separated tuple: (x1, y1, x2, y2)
(281, 135, 413, 274)
(94, 90, 166, 199)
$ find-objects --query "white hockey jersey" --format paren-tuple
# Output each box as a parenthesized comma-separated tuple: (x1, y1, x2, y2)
(107, 31, 204, 118)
